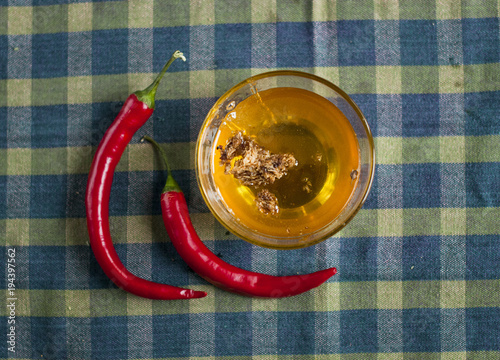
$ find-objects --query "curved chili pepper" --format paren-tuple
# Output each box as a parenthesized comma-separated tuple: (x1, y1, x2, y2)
(86, 51, 206, 300)
(143, 136, 337, 298)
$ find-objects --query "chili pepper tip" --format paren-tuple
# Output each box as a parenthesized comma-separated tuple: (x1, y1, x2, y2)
(190, 290, 208, 298)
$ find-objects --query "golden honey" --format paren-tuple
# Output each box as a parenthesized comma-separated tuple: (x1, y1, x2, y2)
(211, 87, 360, 239)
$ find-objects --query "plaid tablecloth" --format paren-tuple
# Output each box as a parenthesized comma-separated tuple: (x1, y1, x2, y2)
(1, 0, 500, 359)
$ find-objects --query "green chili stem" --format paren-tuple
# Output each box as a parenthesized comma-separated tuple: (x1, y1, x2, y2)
(135, 51, 186, 110)
(141, 135, 182, 193)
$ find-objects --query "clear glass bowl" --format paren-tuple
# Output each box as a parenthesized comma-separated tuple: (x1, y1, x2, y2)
(195, 70, 375, 249)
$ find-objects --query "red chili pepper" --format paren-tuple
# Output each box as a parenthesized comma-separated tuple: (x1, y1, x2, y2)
(85, 51, 206, 300)
(143, 136, 337, 298)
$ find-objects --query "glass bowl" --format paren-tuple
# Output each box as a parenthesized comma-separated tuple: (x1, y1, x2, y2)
(195, 70, 375, 249)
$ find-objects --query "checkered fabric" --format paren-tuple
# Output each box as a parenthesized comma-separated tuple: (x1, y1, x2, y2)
(1, 0, 500, 359)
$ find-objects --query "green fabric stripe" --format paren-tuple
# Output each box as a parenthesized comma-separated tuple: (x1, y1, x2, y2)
(338, 0, 375, 20)
(153, 1, 189, 28)
(2, 1, 500, 37)
(1, 142, 195, 176)
(339, 66, 377, 95)
(461, 0, 500, 19)
(33, 4, 68, 34)
(399, 0, 436, 20)
(93, 1, 128, 30)
(402, 66, 440, 94)
(215, 0, 251, 24)
(3, 1, 500, 37)
(32, 78, 68, 107)
(2, 64, 498, 107)
(0, 6, 7, 36)
(2, 135, 498, 176)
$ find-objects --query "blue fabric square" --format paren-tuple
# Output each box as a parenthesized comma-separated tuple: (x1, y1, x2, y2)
(215, 23, 252, 69)
(152, 99, 191, 143)
(151, 242, 191, 286)
(153, 26, 190, 73)
(215, 312, 252, 356)
(0, 35, 7, 79)
(67, 103, 93, 146)
(466, 235, 500, 280)
(400, 20, 438, 66)
(312, 21, 338, 67)
(30, 175, 67, 218)
(466, 307, 500, 351)
(13, 246, 30, 289)
(1, 315, 7, 358)
(362, 181, 378, 209)
(66, 174, 86, 218)
(0, 107, 8, 148)
(91, 316, 128, 359)
(126, 243, 153, 281)
(277, 242, 316, 275)
(0, 246, 6, 289)
(153, 315, 190, 358)
(376, 164, 403, 209)
(65, 246, 90, 289)
(403, 308, 441, 352)
(92, 29, 128, 75)
(276, 22, 314, 68)
(127, 170, 154, 217)
(33, 0, 68, 4)
(66, 318, 91, 359)
(465, 91, 500, 136)
(375, 20, 401, 66)
(439, 93, 465, 136)
(378, 309, 403, 352)
(6, 175, 30, 218)
(277, 312, 315, 354)
(315, 311, 340, 353)
(466, 163, 500, 208)
(0, 176, 6, 219)
(403, 163, 441, 208)
(108, 171, 129, 217)
(30, 246, 66, 289)
(32, 105, 67, 148)
(215, 239, 253, 270)
(338, 20, 376, 66)
(186, 169, 211, 213)
(351, 94, 377, 137)
(189, 98, 218, 140)
(32, 33, 68, 78)
(403, 236, 440, 280)
(463, 18, 499, 65)
(340, 310, 378, 353)
(91, 101, 122, 146)
(150, 170, 166, 216)
(7, 35, 32, 79)
(31, 317, 67, 359)
(339, 237, 378, 282)
(441, 163, 466, 208)
(402, 93, 440, 137)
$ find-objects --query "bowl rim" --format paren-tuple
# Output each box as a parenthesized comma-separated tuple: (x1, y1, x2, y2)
(195, 70, 376, 249)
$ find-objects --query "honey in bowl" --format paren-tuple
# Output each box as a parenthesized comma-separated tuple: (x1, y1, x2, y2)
(196, 71, 374, 249)
(211, 86, 360, 239)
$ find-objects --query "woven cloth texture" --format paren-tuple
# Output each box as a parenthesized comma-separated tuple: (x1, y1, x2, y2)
(1, 0, 500, 359)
